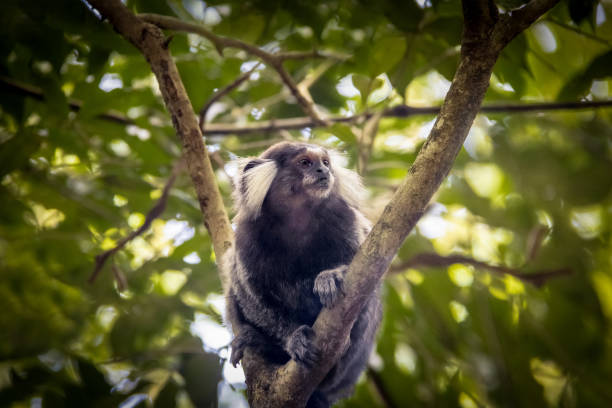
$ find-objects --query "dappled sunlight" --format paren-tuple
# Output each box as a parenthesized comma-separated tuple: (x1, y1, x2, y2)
(449, 301, 468, 323)
(394, 343, 418, 375)
(570, 205, 605, 239)
(463, 163, 506, 201)
(1, 0, 610, 406)
(448, 264, 474, 288)
(191, 312, 231, 351)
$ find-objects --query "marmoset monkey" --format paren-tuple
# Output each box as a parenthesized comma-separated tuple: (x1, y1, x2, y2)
(226, 142, 381, 408)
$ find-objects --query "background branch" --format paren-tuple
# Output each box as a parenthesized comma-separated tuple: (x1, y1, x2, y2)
(198, 62, 261, 132)
(89, 160, 184, 283)
(2, 75, 610, 134)
(139, 13, 328, 123)
(390, 252, 572, 287)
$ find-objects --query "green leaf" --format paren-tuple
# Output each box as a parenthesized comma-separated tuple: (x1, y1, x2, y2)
(368, 36, 407, 77)
(558, 50, 612, 100)
(0, 130, 41, 178)
(180, 352, 222, 408)
(330, 123, 357, 144)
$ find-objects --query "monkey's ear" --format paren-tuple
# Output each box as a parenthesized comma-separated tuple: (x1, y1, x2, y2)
(329, 151, 367, 208)
(233, 158, 278, 219)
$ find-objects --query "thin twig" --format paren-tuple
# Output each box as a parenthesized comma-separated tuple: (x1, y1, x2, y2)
(88, 160, 185, 283)
(270, 59, 327, 125)
(546, 18, 611, 46)
(199, 62, 262, 133)
(389, 252, 572, 287)
(138, 13, 329, 124)
(367, 367, 397, 408)
(0, 75, 129, 125)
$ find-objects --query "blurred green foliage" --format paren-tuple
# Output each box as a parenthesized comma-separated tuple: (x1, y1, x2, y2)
(0, 0, 611, 407)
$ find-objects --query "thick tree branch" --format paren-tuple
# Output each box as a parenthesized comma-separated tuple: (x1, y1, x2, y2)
(495, 0, 562, 46)
(138, 13, 329, 124)
(86, 0, 234, 286)
(239, 1, 562, 406)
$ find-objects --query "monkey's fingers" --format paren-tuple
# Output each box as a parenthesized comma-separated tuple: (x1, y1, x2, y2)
(314, 267, 346, 308)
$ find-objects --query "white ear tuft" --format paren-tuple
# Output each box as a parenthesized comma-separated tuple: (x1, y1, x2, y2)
(233, 159, 278, 219)
(329, 151, 367, 208)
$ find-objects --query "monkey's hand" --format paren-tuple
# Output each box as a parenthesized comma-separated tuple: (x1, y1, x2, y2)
(314, 265, 347, 308)
(285, 325, 319, 367)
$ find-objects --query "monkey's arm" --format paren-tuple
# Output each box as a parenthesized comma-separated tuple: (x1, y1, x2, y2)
(228, 282, 320, 367)
(314, 208, 371, 308)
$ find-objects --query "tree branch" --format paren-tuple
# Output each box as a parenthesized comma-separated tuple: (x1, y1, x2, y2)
(276, 50, 350, 62)
(138, 13, 328, 124)
(3, 75, 611, 134)
(89, 160, 184, 283)
(202, 100, 612, 135)
(199, 62, 261, 133)
(496, 0, 561, 46)
(390, 252, 572, 287)
(86, 0, 234, 287)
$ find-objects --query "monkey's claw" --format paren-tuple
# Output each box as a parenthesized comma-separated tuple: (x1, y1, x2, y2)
(314, 265, 347, 308)
(286, 325, 320, 367)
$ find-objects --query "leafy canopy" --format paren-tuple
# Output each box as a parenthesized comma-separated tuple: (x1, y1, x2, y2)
(0, 0, 611, 407)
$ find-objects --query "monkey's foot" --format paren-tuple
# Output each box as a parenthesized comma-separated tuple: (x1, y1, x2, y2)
(229, 334, 248, 367)
(314, 265, 347, 308)
(286, 325, 319, 367)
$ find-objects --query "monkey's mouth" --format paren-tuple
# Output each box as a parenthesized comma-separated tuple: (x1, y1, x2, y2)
(314, 177, 329, 189)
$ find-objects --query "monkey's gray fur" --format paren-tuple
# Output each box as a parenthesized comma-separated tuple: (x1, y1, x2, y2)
(225, 142, 381, 408)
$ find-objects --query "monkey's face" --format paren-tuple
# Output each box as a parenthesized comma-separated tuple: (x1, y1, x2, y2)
(235, 142, 362, 220)
(290, 147, 335, 200)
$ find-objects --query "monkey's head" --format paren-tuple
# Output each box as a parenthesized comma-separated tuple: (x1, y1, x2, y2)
(232, 142, 365, 221)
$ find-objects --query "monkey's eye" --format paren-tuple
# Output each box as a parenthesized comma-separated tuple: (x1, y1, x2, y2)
(299, 158, 312, 167)
(322, 159, 329, 166)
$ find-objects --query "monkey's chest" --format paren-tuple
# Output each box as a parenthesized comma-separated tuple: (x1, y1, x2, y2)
(274, 276, 321, 324)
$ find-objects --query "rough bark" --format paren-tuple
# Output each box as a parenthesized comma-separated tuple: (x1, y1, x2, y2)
(86, 0, 234, 285)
